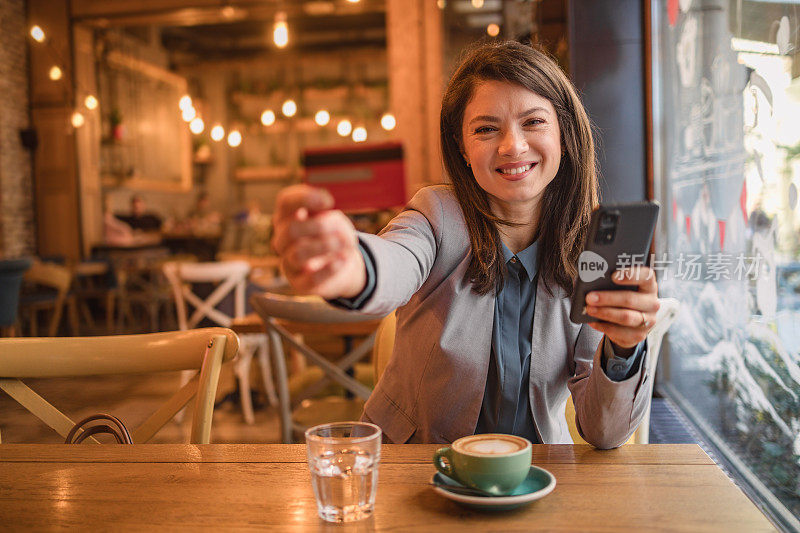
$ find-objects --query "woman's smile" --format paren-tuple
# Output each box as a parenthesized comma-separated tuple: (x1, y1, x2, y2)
(496, 161, 537, 181)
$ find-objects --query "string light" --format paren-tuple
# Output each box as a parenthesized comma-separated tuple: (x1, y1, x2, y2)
(487, 23, 500, 37)
(380, 113, 396, 131)
(210, 124, 225, 141)
(437, 0, 446, 8)
(227, 130, 242, 147)
(314, 110, 330, 126)
(282, 99, 297, 117)
(179, 95, 193, 111)
(71, 111, 85, 128)
(30, 25, 45, 42)
(471, 0, 484, 8)
(261, 110, 276, 126)
(337, 119, 352, 137)
(273, 13, 289, 48)
(49, 66, 62, 80)
(84, 95, 98, 110)
(346, 0, 361, 3)
(181, 106, 196, 122)
(189, 117, 204, 134)
(352, 126, 367, 142)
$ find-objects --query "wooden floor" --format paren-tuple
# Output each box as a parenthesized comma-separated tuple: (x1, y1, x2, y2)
(0, 366, 282, 444)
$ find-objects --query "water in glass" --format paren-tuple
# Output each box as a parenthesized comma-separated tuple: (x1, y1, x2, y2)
(310, 448, 377, 522)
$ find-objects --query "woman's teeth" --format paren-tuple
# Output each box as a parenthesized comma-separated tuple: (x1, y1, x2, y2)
(498, 163, 533, 175)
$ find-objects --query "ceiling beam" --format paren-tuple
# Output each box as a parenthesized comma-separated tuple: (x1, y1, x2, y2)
(71, 0, 384, 28)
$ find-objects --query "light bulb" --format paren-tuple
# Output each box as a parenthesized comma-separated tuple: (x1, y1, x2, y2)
(352, 126, 367, 143)
(314, 110, 330, 126)
(471, 0, 484, 8)
(49, 66, 62, 80)
(261, 110, 276, 126)
(30, 25, 45, 42)
(380, 113, 396, 131)
(85, 95, 98, 110)
(273, 18, 289, 48)
(71, 111, 85, 128)
(437, 0, 446, 9)
(179, 95, 193, 111)
(182, 106, 196, 122)
(227, 130, 242, 147)
(190, 117, 205, 134)
(337, 119, 352, 137)
(210, 124, 225, 141)
(487, 23, 500, 37)
(282, 99, 297, 117)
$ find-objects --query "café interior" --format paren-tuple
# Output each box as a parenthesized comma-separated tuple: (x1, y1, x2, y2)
(0, 0, 798, 529)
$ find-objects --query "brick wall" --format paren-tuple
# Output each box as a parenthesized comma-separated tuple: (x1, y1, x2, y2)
(0, 0, 35, 257)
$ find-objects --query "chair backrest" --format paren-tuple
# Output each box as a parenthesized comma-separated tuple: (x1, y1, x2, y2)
(250, 292, 384, 442)
(0, 258, 33, 328)
(24, 260, 73, 293)
(373, 310, 397, 384)
(0, 327, 239, 444)
(565, 297, 682, 445)
(163, 260, 251, 330)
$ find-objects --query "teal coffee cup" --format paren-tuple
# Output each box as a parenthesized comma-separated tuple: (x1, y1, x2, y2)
(433, 434, 532, 495)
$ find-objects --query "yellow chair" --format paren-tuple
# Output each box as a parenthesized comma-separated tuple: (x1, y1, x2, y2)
(372, 299, 681, 445)
(0, 327, 238, 444)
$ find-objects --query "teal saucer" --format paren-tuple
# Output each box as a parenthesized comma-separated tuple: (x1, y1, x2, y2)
(431, 466, 556, 511)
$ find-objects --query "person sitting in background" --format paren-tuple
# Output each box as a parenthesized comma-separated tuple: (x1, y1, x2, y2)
(117, 195, 163, 233)
(187, 192, 222, 236)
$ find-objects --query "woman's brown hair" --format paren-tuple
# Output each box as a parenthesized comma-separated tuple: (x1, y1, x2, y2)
(440, 40, 598, 296)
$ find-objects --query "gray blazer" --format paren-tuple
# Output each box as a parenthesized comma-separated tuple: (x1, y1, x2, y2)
(357, 185, 652, 447)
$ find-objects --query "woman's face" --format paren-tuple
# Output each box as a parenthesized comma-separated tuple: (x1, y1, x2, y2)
(460, 80, 562, 218)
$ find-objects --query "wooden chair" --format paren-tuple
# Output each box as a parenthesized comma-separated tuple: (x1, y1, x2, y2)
(163, 260, 276, 424)
(251, 292, 384, 443)
(19, 260, 78, 337)
(0, 328, 238, 444)
(70, 260, 118, 335)
(0, 258, 33, 337)
(371, 299, 681, 445)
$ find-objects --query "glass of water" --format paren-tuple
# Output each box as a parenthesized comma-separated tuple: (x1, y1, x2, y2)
(305, 421, 381, 523)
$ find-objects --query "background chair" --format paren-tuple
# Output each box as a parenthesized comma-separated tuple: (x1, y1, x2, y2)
(251, 292, 383, 443)
(0, 328, 238, 444)
(163, 260, 276, 424)
(19, 259, 78, 337)
(0, 258, 33, 337)
(565, 297, 681, 444)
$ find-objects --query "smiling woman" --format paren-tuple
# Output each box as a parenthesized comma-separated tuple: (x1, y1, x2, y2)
(270, 40, 659, 447)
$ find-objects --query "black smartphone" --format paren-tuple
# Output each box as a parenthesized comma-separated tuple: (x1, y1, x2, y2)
(569, 201, 660, 324)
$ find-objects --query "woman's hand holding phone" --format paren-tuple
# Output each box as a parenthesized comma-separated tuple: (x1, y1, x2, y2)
(271, 184, 367, 299)
(583, 265, 660, 351)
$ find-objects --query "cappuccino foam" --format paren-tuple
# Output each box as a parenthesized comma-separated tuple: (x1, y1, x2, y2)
(456, 435, 527, 455)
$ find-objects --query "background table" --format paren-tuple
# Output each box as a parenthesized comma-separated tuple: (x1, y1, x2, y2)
(0, 444, 776, 531)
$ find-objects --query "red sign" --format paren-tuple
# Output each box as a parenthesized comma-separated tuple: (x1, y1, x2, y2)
(302, 142, 406, 211)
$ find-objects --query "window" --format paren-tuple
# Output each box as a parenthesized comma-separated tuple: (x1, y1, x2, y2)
(652, 0, 800, 528)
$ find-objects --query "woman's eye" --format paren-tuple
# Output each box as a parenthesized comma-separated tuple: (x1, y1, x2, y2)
(474, 126, 497, 134)
(524, 118, 545, 127)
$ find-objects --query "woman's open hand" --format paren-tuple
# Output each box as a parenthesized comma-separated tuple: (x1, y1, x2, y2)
(271, 185, 366, 299)
(584, 266, 659, 351)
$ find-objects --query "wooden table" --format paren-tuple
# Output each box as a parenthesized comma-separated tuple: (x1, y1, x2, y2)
(0, 444, 775, 531)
